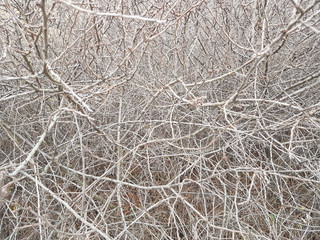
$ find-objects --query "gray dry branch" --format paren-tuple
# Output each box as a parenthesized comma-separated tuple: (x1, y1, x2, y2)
(0, 0, 320, 239)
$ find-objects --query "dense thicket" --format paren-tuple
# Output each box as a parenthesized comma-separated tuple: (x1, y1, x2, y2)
(0, 0, 319, 239)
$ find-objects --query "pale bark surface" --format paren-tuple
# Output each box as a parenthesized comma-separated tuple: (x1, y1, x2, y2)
(0, 0, 320, 239)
